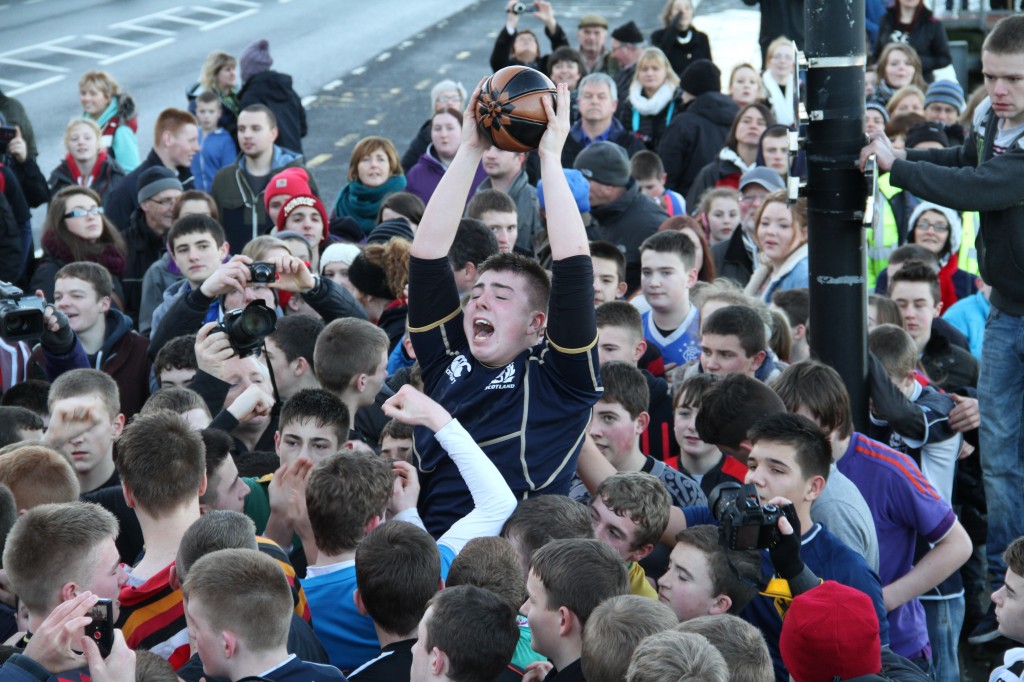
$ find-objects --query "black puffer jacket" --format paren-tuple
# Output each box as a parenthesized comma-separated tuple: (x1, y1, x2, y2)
(873, 5, 952, 81)
(238, 70, 307, 155)
(658, 92, 738, 196)
(590, 181, 668, 295)
(489, 22, 569, 74)
(651, 25, 712, 79)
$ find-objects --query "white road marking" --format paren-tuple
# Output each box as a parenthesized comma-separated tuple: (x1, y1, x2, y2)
(306, 153, 331, 168)
(302, 95, 317, 106)
(37, 43, 107, 59)
(99, 37, 175, 65)
(7, 74, 65, 97)
(334, 133, 359, 147)
(190, 6, 232, 16)
(0, 77, 25, 87)
(111, 23, 176, 36)
(0, 57, 68, 72)
(324, 79, 343, 91)
(377, 52, 391, 62)
(112, 7, 187, 25)
(351, 66, 367, 76)
(155, 12, 205, 26)
(200, 8, 258, 30)
(216, 0, 259, 6)
(84, 34, 143, 47)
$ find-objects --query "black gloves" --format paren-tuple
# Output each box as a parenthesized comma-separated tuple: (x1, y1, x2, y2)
(39, 307, 76, 356)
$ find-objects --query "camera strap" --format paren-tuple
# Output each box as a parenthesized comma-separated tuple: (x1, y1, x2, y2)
(261, 340, 282, 406)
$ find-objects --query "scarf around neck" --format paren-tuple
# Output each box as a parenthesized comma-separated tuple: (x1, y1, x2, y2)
(334, 175, 407, 234)
(65, 150, 109, 188)
(629, 82, 677, 117)
(42, 228, 126, 277)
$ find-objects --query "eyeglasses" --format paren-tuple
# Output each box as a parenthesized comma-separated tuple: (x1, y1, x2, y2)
(436, 95, 462, 105)
(739, 193, 766, 204)
(916, 220, 950, 234)
(147, 196, 177, 208)
(64, 206, 104, 219)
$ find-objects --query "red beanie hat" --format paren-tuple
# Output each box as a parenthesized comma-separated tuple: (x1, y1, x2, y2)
(277, 193, 329, 245)
(779, 581, 882, 682)
(264, 167, 313, 214)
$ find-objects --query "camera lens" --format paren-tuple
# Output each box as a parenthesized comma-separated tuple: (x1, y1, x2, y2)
(239, 303, 276, 337)
(219, 301, 277, 356)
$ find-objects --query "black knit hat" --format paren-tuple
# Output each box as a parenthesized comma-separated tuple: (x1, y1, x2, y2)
(611, 21, 643, 45)
(366, 218, 415, 245)
(348, 254, 393, 300)
(905, 121, 950, 149)
(680, 59, 721, 98)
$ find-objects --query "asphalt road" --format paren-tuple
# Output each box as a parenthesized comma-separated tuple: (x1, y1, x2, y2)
(3, 0, 753, 222)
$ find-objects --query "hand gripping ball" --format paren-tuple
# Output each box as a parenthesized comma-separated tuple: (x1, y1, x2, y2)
(476, 66, 557, 153)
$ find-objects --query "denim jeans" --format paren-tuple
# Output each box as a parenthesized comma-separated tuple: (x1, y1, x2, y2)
(978, 305, 1024, 591)
(923, 596, 965, 682)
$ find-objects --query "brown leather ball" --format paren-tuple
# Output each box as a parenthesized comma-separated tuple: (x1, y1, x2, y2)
(476, 66, 556, 152)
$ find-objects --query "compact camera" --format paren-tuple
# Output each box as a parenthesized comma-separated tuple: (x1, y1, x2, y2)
(510, 2, 538, 13)
(248, 261, 277, 284)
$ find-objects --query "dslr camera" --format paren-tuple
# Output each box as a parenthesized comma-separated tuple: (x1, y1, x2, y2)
(248, 261, 276, 285)
(218, 300, 277, 357)
(511, 2, 538, 13)
(708, 482, 785, 551)
(0, 281, 45, 341)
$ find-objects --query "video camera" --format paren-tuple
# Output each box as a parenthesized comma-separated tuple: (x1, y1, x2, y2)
(708, 482, 786, 551)
(218, 300, 276, 357)
(0, 281, 45, 342)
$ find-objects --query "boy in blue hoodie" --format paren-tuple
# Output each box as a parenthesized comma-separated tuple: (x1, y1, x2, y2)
(191, 91, 237, 192)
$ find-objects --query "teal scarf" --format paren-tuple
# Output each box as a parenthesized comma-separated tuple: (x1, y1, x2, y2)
(334, 175, 408, 235)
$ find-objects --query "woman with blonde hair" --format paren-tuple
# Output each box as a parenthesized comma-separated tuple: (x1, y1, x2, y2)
(78, 70, 140, 171)
(761, 37, 797, 127)
(186, 50, 240, 132)
(728, 63, 765, 108)
(616, 47, 681, 151)
(48, 118, 125, 205)
(886, 85, 926, 118)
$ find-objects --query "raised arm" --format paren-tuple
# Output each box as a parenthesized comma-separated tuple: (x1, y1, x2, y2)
(383, 385, 516, 555)
(538, 82, 589, 260)
(411, 78, 491, 260)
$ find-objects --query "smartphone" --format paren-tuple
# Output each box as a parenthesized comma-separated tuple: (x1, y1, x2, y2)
(83, 598, 114, 656)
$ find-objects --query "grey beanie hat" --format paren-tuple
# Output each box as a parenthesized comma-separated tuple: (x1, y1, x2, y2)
(137, 166, 183, 204)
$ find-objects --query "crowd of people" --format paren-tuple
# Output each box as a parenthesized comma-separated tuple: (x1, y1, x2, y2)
(0, 0, 1022, 680)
